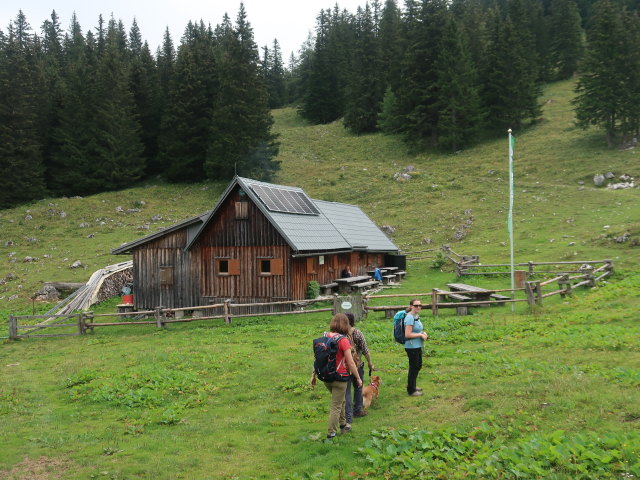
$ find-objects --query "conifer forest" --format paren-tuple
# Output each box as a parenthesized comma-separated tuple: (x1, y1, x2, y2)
(1, 0, 638, 208)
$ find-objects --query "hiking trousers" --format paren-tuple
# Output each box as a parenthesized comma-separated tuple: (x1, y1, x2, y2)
(324, 380, 348, 435)
(406, 347, 423, 394)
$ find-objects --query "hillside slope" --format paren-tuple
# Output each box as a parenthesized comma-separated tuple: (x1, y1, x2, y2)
(0, 79, 638, 315)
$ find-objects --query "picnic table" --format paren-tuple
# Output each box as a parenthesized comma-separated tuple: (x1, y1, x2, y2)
(335, 275, 371, 294)
(447, 283, 493, 302)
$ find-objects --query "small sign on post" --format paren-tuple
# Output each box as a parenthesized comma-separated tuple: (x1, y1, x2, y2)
(333, 295, 363, 321)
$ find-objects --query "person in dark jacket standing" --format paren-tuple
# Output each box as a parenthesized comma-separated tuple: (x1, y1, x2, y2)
(404, 299, 428, 396)
(344, 313, 375, 421)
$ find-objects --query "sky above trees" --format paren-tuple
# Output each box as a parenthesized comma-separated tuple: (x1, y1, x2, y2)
(0, 0, 367, 58)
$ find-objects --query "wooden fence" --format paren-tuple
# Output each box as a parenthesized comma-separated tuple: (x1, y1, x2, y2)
(7, 260, 613, 339)
(363, 264, 612, 317)
(7, 296, 338, 340)
(454, 257, 613, 279)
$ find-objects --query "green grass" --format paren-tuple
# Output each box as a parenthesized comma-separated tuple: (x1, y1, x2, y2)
(1, 79, 640, 478)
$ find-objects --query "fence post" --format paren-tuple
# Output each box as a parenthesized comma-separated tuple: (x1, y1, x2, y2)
(84, 312, 94, 333)
(604, 259, 614, 275)
(224, 299, 232, 324)
(525, 281, 536, 306)
(528, 261, 534, 277)
(77, 313, 85, 335)
(431, 289, 439, 317)
(155, 307, 166, 328)
(9, 315, 18, 340)
(534, 281, 543, 305)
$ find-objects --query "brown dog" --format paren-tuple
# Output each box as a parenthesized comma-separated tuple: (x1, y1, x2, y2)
(362, 375, 381, 411)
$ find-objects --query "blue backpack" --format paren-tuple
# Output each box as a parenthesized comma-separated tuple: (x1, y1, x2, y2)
(393, 310, 407, 344)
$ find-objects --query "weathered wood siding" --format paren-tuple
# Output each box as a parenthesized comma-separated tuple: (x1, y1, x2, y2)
(193, 189, 292, 303)
(129, 185, 390, 309)
(131, 230, 199, 309)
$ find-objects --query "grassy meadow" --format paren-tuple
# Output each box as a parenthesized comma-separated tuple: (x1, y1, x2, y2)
(0, 79, 639, 479)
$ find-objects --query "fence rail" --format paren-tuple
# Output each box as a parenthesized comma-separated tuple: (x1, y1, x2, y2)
(8, 257, 614, 339)
(363, 266, 611, 316)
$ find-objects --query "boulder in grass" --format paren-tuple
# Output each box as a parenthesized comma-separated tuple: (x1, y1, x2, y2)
(593, 174, 605, 186)
(70, 260, 83, 269)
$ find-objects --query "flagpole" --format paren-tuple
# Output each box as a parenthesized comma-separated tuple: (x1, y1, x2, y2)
(508, 129, 515, 312)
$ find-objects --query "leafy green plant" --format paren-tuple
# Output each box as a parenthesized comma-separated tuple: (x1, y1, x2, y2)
(307, 281, 320, 299)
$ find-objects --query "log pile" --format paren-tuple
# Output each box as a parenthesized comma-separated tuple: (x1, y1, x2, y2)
(45, 260, 133, 316)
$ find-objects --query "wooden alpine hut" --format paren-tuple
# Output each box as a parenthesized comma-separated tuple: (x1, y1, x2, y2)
(112, 176, 399, 310)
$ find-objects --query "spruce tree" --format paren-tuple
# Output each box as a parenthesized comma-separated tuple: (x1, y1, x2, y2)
(344, 5, 384, 134)
(480, 10, 542, 131)
(129, 21, 161, 174)
(0, 12, 47, 207)
(396, 0, 450, 147)
(574, 0, 636, 145)
(91, 17, 144, 190)
(158, 21, 218, 181)
(379, 0, 403, 91)
(549, 0, 584, 79)
(300, 10, 344, 123)
(433, 16, 484, 151)
(206, 4, 279, 180)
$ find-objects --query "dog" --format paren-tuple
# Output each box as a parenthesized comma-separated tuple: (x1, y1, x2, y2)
(362, 375, 381, 411)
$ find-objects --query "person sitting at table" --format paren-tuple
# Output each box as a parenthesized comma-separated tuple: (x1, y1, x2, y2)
(341, 265, 352, 278)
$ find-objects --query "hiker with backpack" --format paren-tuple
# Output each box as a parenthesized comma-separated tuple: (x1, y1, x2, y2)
(394, 299, 428, 396)
(344, 313, 375, 421)
(310, 313, 363, 439)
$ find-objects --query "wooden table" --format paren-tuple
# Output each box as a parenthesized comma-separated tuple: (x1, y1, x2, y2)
(447, 283, 492, 302)
(335, 275, 371, 294)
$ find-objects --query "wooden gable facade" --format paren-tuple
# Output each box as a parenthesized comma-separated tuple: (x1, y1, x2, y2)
(114, 179, 395, 310)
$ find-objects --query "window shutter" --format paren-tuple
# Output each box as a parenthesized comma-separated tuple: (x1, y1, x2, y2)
(271, 258, 284, 275)
(229, 258, 241, 275)
(306, 256, 316, 273)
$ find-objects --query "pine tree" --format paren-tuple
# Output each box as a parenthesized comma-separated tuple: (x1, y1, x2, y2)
(549, 0, 584, 79)
(480, 10, 542, 131)
(206, 4, 279, 180)
(574, 0, 637, 145)
(300, 10, 344, 123)
(48, 14, 101, 195)
(90, 17, 144, 189)
(39, 11, 66, 187)
(379, 0, 402, 91)
(129, 20, 161, 174)
(344, 5, 384, 133)
(433, 16, 484, 151)
(0, 11, 47, 207)
(158, 21, 218, 181)
(268, 39, 286, 108)
(396, 0, 450, 147)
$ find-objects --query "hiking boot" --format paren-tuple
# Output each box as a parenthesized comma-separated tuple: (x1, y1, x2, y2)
(409, 390, 423, 397)
(326, 432, 337, 440)
(340, 423, 352, 434)
(416, 387, 423, 392)
(353, 411, 368, 418)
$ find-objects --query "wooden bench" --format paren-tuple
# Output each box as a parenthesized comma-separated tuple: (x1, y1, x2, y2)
(382, 274, 396, 285)
(117, 304, 135, 314)
(436, 289, 472, 316)
(320, 282, 338, 295)
(351, 280, 380, 293)
(490, 293, 510, 305)
(395, 271, 406, 281)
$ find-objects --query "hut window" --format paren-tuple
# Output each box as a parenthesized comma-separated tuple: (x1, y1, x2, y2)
(258, 257, 283, 275)
(217, 258, 240, 275)
(159, 266, 173, 285)
(235, 201, 249, 219)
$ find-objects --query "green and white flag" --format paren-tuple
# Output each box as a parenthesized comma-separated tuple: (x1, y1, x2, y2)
(508, 130, 515, 311)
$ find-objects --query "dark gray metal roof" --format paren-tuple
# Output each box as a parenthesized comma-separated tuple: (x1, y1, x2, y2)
(313, 200, 398, 253)
(113, 177, 398, 255)
(111, 213, 207, 254)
